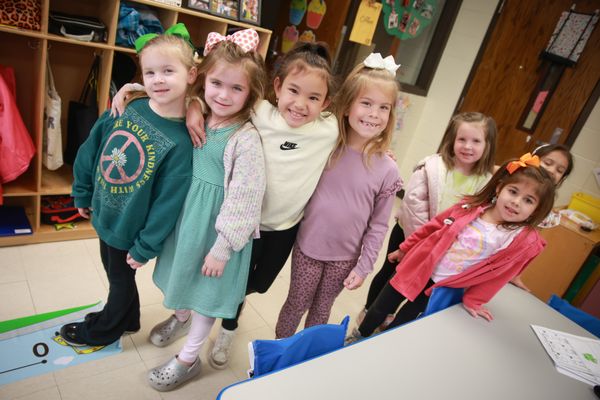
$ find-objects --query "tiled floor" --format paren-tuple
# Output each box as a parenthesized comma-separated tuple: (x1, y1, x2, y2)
(0, 203, 398, 400)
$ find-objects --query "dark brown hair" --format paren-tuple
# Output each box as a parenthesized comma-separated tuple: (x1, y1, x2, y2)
(438, 112, 497, 175)
(464, 159, 556, 228)
(532, 143, 574, 186)
(268, 41, 336, 109)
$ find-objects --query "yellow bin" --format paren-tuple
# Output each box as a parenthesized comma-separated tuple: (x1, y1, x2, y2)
(568, 192, 600, 223)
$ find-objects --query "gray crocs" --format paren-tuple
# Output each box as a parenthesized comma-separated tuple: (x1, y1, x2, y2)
(149, 314, 191, 347)
(148, 356, 201, 392)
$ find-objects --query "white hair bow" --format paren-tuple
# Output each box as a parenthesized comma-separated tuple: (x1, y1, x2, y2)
(363, 53, 401, 75)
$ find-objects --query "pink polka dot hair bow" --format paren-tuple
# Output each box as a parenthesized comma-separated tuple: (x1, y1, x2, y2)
(203, 29, 260, 56)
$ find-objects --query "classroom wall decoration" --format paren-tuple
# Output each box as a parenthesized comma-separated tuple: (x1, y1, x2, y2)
(290, 0, 307, 25)
(306, 0, 326, 29)
(282, 25, 300, 53)
(383, 0, 436, 40)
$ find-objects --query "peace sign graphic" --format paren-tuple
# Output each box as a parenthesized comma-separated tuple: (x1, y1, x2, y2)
(100, 131, 146, 184)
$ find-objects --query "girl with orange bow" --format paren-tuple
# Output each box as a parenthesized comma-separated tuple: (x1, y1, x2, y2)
(140, 29, 267, 391)
(347, 154, 556, 342)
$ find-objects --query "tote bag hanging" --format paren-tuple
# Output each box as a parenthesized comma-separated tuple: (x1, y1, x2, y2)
(43, 58, 63, 170)
(64, 55, 99, 165)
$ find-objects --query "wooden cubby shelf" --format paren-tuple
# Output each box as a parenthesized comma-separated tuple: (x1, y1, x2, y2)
(0, 0, 271, 247)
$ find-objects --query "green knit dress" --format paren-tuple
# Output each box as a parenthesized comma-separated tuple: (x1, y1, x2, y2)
(153, 124, 252, 318)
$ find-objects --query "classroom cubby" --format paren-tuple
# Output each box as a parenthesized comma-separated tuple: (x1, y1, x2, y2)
(0, 0, 271, 246)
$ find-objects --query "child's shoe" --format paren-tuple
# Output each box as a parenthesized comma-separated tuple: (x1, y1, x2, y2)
(147, 356, 201, 392)
(59, 323, 88, 347)
(209, 327, 236, 369)
(84, 312, 140, 334)
(149, 314, 191, 347)
(375, 313, 396, 332)
(344, 328, 365, 346)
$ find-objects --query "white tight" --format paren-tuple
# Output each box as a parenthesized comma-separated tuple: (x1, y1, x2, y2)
(176, 310, 215, 363)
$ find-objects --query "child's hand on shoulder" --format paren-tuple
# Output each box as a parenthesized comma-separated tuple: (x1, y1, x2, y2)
(463, 303, 493, 322)
(343, 270, 364, 290)
(126, 253, 145, 269)
(202, 254, 226, 277)
(186, 98, 206, 148)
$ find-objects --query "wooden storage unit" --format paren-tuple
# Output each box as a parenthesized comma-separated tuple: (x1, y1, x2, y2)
(520, 217, 600, 303)
(0, 0, 271, 247)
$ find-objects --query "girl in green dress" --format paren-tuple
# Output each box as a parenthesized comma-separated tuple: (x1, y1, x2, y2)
(146, 29, 267, 392)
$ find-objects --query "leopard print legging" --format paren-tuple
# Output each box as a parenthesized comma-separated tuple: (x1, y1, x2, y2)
(275, 246, 356, 338)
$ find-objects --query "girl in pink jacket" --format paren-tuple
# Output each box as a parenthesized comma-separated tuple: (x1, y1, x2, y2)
(359, 112, 497, 327)
(348, 154, 556, 341)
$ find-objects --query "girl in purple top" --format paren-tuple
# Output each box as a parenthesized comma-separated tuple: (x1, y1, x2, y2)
(275, 54, 403, 338)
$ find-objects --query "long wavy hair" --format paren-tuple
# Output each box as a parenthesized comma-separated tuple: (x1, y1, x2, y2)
(464, 159, 556, 228)
(331, 62, 399, 166)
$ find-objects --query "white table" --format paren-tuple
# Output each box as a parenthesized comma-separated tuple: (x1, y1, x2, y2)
(218, 285, 598, 399)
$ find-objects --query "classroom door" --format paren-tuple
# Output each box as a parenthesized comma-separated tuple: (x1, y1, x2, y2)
(456, 0, 600, 163)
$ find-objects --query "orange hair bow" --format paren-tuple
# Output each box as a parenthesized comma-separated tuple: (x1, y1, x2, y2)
(506, 153, 540, 174)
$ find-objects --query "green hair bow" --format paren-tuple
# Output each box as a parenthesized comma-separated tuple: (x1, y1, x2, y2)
(134, 23, 195, 53)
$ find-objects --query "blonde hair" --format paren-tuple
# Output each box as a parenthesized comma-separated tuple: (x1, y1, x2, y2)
(438, 112, 497, 175)
(125, 34, 197, 106)
(464, 159, 555, 228)
(331, 62, 399, 165)
(268, 41, 336, 110)
(194, 40, 266, 125)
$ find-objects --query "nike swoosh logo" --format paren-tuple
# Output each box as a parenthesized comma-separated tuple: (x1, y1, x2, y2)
(280, 145, 298, 150)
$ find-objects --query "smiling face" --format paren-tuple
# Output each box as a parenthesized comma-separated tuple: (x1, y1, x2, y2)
(452, 122, 486, 174)
(346, 85, 393, 150)
(141, 46, 196, 117)
(203, 60, 250, 126)
(539, 150, 570, 185)
(273, 66, 330, 128)
(485, 177, 540, 224)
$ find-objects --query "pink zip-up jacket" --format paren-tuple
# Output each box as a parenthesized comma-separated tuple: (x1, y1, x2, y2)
(389, 203, 546, 310)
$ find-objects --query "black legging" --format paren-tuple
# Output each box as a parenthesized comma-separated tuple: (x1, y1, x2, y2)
(79, 240, 140, 345)
(358, 279, 435, 337)
(364, 223, 405, 310)
(222, 223, 300, 331)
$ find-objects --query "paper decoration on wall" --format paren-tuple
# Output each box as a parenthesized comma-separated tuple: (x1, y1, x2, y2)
(383, 0, 435, 40)
(306, 0, 326, 29)
(290, 0, 307, 25)
(299, 30, 316, 42)
(282, 25, 299, 53)
(542, 5, 599, 66)
(394, 94, 411, 131)
(349, 0, 382, 46)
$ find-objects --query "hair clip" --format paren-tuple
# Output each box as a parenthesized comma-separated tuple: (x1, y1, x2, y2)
(363, 53, 401, 75)
(506, 153, 540, 174)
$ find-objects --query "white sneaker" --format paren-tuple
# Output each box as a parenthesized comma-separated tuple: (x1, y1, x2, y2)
(209, 327, 236, 369)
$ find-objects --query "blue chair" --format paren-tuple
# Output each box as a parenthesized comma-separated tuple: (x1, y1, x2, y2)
(548, 294, 600, 338)
(248, 316, 349, 378)
(421, 287, 464, 317)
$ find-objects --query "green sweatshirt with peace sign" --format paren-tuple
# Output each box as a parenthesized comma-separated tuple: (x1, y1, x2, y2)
(72, 98, 192, 263)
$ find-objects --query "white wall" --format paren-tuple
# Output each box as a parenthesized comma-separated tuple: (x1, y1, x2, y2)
(393, 0, 600, 210)
(393, 0, 498, 180)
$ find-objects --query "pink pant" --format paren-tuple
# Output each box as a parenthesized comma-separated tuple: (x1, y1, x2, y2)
(176, 310, 215, 363)
(275, 246, 356, 338)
